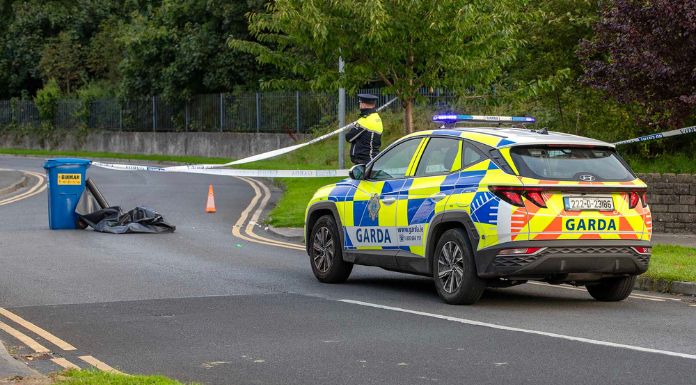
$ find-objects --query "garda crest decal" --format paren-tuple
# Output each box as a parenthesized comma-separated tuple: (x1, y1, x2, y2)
(368, 194, 380, 221)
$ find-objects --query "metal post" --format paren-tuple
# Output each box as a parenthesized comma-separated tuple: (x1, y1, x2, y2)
(295, 91, 301, 133)
(119, 104, 123, 131)
(219, 93, 224, 132)
(338, 55, 346, 169)
(255, 92, 261, 133)
(152, 96, 157, 132)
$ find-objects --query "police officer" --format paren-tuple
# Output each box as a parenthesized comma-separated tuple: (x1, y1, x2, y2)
(346, 93, 383, 165)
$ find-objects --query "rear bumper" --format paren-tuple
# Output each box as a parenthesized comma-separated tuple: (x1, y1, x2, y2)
(476, 239, 651, 279)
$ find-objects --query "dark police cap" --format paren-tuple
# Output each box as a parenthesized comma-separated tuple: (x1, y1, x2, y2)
(357, 93, 379, 103)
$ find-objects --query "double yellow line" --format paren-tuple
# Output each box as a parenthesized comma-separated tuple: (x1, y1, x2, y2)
(0, 170, 47, 206)
(232, 177, 305, 251)
(0, 307, 121, 373)
(0, 170, 123, 373)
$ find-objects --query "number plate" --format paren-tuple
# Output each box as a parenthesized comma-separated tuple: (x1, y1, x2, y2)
(564, 196, 614, 211)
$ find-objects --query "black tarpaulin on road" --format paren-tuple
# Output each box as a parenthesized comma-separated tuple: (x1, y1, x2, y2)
(79, 206, 176, 234)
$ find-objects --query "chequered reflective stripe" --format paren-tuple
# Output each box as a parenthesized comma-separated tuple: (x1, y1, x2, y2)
(308, 136, 651, 256)
(519, 177, 646, 242)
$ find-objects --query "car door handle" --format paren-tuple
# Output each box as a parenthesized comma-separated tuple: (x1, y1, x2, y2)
(430, 193, 447, 202)
(382, 197, 396, 205)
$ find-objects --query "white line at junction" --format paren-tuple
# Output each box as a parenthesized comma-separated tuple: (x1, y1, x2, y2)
(339, 299, 696, 361)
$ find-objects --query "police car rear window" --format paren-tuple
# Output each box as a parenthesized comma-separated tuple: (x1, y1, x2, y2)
(510, 146, 635, 181)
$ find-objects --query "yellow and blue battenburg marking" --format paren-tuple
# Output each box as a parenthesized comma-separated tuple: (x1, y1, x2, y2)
(316, 158, 499, 256)
(307, 117, 651, 259)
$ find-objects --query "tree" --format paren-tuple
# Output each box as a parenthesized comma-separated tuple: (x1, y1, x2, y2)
(230, 0, 527, 133)
(86, 17, 125, 86)
(579, 0, 696, 128)
(502, 1, 598, 124)
(0, 0, 130, 97)
(39, 31, 86, 94)
(119, 0, 269, 101)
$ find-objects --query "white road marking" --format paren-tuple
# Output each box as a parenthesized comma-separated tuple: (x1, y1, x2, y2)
(527, 281, 673, 302)
(340, 299, 696, 360)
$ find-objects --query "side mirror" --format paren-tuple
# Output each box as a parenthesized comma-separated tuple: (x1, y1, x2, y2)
(349, 164, 366, 180)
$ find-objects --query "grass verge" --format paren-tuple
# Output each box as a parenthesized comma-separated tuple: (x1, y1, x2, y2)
(644, 244, 696, 283)
(3, 112, 696, 229)
(0, 148, 230, 165)
(623, 153, 696, 174)
(55, 369, 198, 385)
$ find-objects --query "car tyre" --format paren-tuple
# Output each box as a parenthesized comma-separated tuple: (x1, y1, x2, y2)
(432, 228, 486, 305)
(586, 276, 636, 301)
(309, 215, 352, 283)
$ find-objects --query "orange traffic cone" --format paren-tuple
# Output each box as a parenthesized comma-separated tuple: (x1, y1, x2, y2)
(206, 184, 217, 213)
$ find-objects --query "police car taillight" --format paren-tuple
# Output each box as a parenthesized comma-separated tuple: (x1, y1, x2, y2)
(489, 186, 547, 208)
(631, 246, 651, 255)
(629, 191, 641, 209)
(498, 247, 545, 256)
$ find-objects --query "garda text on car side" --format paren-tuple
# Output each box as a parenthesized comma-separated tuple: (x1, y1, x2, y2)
(304, 114, 652, 305)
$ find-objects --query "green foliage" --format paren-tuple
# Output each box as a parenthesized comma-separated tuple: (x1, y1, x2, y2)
(39, 31, 86, 93)
(623, 152, 696, 174)
(0, 0, 692, 157)
(267, 177, 342, 227)
(0, 0, 126, 98)
(119, 0, 269, 101)
(579, 0, 696, 128)
(57, 369, 199, 385)
(0, 1, 268, 100)
(647, 245, 696, 283)
(86, 17, 125, 85)
(34, 79, 61, 122)
(230, 0, 529, 132)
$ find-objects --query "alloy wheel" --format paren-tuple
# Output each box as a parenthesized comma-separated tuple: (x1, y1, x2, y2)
(312, 226, 334, 273)
(437, 241, 465, 293)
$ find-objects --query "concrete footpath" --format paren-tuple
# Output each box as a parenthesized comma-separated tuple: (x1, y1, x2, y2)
(0, 170, 27, 197)
(0, 340, 41, 382)
(652, 233, 696, 248)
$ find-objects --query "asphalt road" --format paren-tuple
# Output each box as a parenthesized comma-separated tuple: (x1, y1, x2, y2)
(0, 155, 694, 385)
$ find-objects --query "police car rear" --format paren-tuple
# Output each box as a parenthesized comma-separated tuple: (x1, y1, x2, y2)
(450, 120, 651, 302)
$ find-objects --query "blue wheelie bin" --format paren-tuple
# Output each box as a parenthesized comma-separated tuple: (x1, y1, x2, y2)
(43, 158, 92, 230)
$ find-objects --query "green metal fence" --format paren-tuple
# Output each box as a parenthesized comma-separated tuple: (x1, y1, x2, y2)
(0, 88, 456, 133)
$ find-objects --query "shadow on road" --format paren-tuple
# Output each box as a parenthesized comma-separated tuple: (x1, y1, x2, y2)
(342, 275, 595, 308)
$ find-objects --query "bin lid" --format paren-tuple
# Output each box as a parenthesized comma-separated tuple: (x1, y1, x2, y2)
(43, 158, 92, 169)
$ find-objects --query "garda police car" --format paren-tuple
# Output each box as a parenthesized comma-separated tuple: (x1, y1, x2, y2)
(305, 115, 652, 304)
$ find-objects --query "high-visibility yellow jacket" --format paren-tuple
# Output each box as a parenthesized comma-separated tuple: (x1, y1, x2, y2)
(346, 112, 383, 164)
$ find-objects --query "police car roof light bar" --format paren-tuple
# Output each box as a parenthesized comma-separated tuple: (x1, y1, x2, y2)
(432, 114, 536, 125)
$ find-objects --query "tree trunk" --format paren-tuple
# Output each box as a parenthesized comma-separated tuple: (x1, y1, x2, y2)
(404, 98, 414, 134)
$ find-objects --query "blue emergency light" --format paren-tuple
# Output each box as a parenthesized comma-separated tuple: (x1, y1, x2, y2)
(432, 114, 536, 125)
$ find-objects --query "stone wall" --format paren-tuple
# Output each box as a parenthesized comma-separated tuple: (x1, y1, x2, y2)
(0, 131, 311, 160)
(639, 173, 696, 234)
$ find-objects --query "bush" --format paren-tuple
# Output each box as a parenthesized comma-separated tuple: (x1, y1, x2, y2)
(34, 79, 61, 123)
(75, 80, 117, 129)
